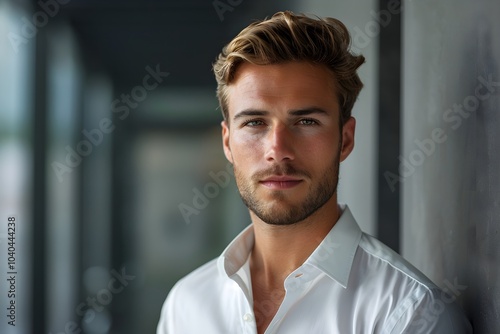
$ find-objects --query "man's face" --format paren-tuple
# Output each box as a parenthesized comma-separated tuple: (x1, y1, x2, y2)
(222, 62, 355, 226)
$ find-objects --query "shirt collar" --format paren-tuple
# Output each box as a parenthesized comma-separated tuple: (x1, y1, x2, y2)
(217, 205, 362, 289)
(217, 224, 254, 278)
(306, 205, 362, 288)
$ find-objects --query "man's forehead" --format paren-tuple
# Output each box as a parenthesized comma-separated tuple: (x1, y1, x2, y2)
(226, 62, 339, 117)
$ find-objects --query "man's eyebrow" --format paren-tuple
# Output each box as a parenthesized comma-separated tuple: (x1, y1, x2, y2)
(289, 107, 329, 116)
(232, 107, 329, 121)
(233, 109, 269, 121)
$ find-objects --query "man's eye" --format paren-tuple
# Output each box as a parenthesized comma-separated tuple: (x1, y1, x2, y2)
(298, 118, 318, 125)
(244, 119, 265, 127)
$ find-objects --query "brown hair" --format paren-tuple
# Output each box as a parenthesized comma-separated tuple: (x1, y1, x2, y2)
(213, 11, 365, 125)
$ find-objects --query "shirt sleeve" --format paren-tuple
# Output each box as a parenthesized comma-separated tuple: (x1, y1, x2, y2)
(386, 287, 472, 334)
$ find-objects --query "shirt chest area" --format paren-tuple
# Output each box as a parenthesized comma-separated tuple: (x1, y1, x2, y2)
(183, 270, 361, 334)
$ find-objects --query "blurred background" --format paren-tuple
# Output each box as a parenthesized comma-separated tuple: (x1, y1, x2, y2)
(0, 0, 499, 333)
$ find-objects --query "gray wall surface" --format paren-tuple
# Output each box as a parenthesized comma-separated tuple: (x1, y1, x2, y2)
(401, 1, 500, 332)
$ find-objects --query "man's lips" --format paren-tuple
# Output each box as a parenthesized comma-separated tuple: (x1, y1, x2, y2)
(259, 176, 303, 189)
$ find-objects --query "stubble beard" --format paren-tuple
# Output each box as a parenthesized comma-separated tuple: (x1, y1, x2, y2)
(233, 153, 341, 226)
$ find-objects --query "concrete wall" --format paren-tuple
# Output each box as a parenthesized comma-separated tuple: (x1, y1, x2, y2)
(401, 1, 500, 331)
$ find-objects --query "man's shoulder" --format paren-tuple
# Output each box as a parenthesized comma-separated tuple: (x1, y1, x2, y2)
(173, 257, 221, 293)
(356, 232, 437, 289)
(353, 234, 472, 333)
(158, 257, 234, 334)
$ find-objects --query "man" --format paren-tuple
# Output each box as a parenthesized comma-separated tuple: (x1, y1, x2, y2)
(157, 11, 472, 334)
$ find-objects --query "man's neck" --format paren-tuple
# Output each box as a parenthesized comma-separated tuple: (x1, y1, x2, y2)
(249, 196, 341, 286)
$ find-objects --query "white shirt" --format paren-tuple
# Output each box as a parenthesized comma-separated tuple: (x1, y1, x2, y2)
(157, 205, 472, 334)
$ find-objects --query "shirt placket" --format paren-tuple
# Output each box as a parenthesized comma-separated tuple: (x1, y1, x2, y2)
(263, 266, 315, 334)
(241, 310, 258, 334)
(231, 276, 258, 334)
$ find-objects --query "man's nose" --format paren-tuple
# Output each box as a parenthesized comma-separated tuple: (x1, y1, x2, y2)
(264, 123, 296, 163)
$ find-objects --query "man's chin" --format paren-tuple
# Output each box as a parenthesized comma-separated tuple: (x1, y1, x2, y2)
(249, 203, 303, 226)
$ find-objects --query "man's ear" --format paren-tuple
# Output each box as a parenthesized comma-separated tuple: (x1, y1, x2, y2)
(340, 117, 355, 162)
(221, 120, 233, 163)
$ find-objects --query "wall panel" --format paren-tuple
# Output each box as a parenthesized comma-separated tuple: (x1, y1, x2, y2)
(402, 1, 500, 331)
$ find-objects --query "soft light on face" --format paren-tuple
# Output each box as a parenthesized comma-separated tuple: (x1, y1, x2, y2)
(222, 62, 355, 226)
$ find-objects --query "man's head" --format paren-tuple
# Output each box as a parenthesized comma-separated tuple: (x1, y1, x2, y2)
(213, 12, 364, 226)
(213, 11, 365, 127)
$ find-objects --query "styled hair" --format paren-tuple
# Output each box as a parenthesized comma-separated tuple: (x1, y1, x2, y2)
(213, 11, 365, 125)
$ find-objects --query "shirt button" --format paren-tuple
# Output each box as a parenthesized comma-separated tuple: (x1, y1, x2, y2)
(243, 313, 253, 322)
